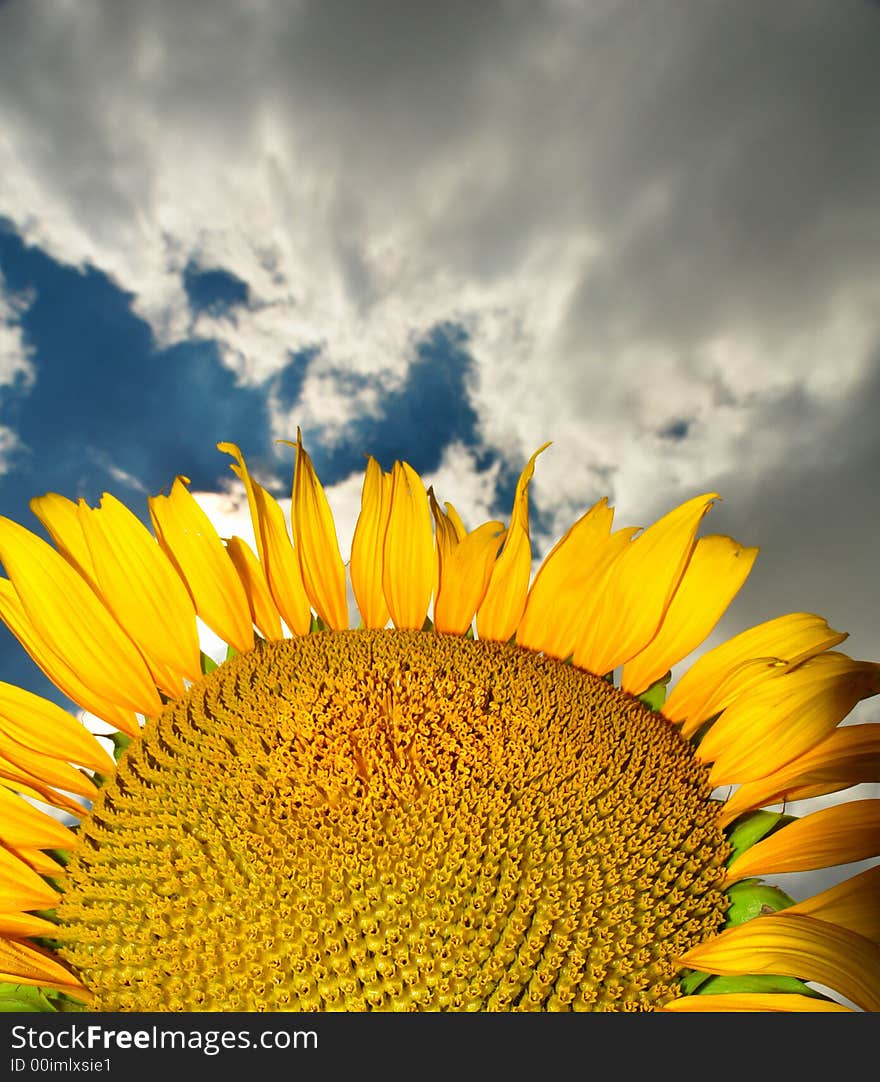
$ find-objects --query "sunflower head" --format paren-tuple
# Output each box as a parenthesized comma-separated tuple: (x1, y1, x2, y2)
(0, 438, 877, 1012)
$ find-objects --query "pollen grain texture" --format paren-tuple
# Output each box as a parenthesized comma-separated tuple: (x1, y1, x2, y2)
(55, 630, 729, 1011)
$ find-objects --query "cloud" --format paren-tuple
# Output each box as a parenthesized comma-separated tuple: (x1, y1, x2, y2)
(1, 0, 879, 664)
(0, 273, 35, 390)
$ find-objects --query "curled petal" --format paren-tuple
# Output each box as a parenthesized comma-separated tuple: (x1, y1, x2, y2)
(701, 653, 880, 786)
(665, 612, 848, 733)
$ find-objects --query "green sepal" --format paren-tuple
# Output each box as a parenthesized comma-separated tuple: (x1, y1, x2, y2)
(54, 992, 90, 1013)
(225, 643, 239, 661)
(422, 616, 434, 632)
(724, 879, 796, 926)
(637, 671, 671, 712)
(310, 614, 327, 633)
(464, 625, 475, 640)
(726, 810, 796, 864)
(43, 847, 70, 869)
(678, 969, 712, 996)
(110, 732, 132, 762)
(694, 973, 822, 998)
(200, 650, 219, 675)
(0, 983, 60, 1013)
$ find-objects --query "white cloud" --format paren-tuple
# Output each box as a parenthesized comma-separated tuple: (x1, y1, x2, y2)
(1, 0, 878, 654)
(0, 278, 35, 389)
(0, 424, 25, 476)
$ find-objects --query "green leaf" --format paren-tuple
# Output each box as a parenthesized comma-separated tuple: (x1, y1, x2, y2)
(678, 969, 712, 996)
(200, 650, 219, 675)
(0, 983, 59, 1013)
(724, 879, 796, 926)
(110, 731, 132, 762)
(696, 973, 822, 998)
(726, 810, 796, 864)
(638, 671, 672, 711)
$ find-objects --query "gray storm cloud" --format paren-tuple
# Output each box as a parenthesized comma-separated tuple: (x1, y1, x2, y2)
(0, 0, 878, 660)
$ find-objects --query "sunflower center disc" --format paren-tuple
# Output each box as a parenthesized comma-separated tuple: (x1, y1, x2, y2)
(55, 630, 729, 1011)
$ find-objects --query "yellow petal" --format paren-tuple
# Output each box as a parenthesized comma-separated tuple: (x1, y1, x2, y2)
(718, 723, 880, 826)
(678, 656, 789, 742)
(433, 516, 506, 635)
(10, 845, 68, 878)
(220, 443, 311, 636)
(516, 498, 615, 657)
(0, 580, 143, 738)
(0, 936, 85, 995)
(477, 446, 549, 643)
(0, 764, 90, 818)
(78, 494, 201, 691)
(442, 502, 467, 543)
(350, 458, 392, 630)
(382, 461, 435, 631)
(29, 492, 98, 589)
(725, 799, 880, 884)
(678, 912, 880, 1014)
(664, 612, 848, 733)
(785, 866, 880, 945)
(476, 522, 531, 643)
(0, 683, 113, 773)
(662, 992, 851, 1012)
(621, 535, 758, 695)
(573, 494, 718, 676)
(0, 523, 162, 719)
(0, 787, 77, 851)
(0, 732, 96, 802)
(225, 536, 284, 641)
(0, 911, 59, 938)
(149, 478, 254, 655)
(701, 654, 880, 786)
(0, 845, 59, 912)
(290, 430, 348, 630)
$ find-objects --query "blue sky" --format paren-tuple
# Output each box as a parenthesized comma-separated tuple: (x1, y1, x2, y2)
(1, 0, 879, 900)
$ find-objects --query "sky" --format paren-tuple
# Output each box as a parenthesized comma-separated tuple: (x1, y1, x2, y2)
(1, 0, 879, 905)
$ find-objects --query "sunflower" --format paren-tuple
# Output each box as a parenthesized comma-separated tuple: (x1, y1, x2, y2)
(0, 432, 878, 1013)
